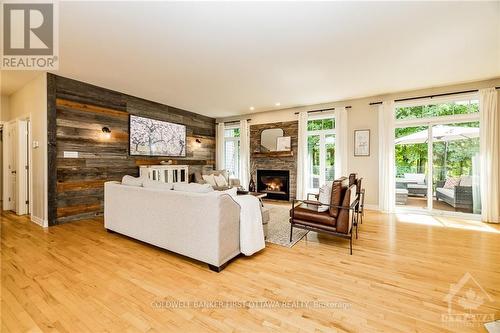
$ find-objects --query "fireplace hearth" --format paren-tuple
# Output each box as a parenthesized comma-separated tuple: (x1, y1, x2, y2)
(257, 170, 290, 201)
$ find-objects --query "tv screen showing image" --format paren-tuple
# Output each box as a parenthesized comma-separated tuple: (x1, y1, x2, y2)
(129, 115, 186, 157)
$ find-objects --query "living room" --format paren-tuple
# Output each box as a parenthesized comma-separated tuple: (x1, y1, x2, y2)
(1, 1, 499, 332)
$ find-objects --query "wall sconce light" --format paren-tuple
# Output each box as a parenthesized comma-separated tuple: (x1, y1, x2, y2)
(102, 126, 111, 139)
(194, 138, 202, 149)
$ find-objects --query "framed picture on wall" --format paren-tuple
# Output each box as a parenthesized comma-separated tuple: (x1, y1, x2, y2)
(276, 136, 291, 151)
(354, 130, 370, 156)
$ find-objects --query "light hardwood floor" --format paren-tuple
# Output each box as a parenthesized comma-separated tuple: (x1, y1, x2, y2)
(1, 210, 499, 332)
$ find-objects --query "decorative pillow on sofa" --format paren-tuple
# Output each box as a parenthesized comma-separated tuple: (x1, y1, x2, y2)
(317, 183, 332, 212)
(214, 174, 228, 187)
(122, 175, 144, 187)
(142, 179, 174, 190)
(443, 177, 460, 189)
(173, 183, 214, 193)
(459, 176, 472, 187)
(202, 174, 217, 187)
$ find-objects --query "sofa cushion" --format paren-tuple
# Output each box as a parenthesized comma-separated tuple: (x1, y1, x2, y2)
(173, 183, 214, 193)
(202, 174, 217, 187)
(143, 179, 174, 190)
(404, 173, 426, 184)
(291, 206, 336, 226)
(437, 187, 454, 199)
(444, 177, 460, 189)
(122, 175, 144, 187)
(329, 177, 348, 218)
(407, 183, 427, 190)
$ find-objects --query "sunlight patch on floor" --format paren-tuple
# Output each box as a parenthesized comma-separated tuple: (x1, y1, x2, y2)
(395, 214, 500, 233)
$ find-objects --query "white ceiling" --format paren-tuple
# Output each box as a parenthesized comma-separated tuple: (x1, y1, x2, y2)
(2, 1, 500, 117)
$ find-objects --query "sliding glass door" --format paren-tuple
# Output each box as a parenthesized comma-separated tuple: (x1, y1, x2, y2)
(394, 96, 481, 216)
(432, 121, 480, 214)
(395, 125, 429, 210)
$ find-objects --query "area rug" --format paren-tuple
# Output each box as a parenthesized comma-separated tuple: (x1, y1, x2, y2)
(265, 203, 308, 248)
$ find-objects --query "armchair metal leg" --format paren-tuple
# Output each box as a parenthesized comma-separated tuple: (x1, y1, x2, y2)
(289, 224, 293, 242)
(355, 212, 359, 239)
(350, 235, 353, 255)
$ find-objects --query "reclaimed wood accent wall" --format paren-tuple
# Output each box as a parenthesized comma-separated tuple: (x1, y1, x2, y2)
(250, 121, 298, 201)
(47, 74, 216, 225)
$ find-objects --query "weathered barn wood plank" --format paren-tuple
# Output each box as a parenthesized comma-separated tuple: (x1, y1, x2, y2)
(48, 74, 216, 225)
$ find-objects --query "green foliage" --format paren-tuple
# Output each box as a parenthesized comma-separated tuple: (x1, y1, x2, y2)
(224, 128, 240, 138)
(395, 101, 478, 120)
(395, 114, 479, 182)
(307, 118, 335, 131)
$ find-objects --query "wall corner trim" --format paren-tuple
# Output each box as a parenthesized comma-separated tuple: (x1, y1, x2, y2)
(31, 215, 49, 228)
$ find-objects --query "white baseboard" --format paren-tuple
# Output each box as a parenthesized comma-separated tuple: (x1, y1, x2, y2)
(364, 204, 380, 211)
(31, 215, 48, 228)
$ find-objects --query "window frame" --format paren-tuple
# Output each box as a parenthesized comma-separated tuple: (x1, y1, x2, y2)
(393, 94, 481, 216)
(306, 113, 336, 192)
(224, 124, 240, 178)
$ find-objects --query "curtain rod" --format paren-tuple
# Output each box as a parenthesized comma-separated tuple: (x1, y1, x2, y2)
(370, 86, 500, 105)
(294, 106, 351, 115)
(217, 118, 251, 125)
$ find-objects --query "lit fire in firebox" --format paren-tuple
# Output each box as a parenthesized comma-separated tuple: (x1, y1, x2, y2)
(266, 181, 282, 192)
(263, 177, 283, 193)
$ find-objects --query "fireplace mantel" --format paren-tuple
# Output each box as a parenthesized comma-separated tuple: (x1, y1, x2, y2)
(252, 151, 294, 158)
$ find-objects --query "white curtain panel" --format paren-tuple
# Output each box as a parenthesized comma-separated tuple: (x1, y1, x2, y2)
(334, 107, 348, 178)
(216, 122, 225, 170)
(239, 119, 250, 190)
(479, 88, 499, 223)
(378, 101, 396, 213)
(296, 112, 308, 200)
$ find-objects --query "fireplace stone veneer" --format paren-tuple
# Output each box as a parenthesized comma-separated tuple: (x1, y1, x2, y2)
(257, 170, 290, 201)
(250, 121, 298, 201)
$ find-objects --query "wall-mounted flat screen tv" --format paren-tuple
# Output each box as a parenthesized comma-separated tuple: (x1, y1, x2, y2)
(129, 115, 186, 157)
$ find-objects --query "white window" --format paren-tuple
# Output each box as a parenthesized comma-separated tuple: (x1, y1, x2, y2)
(224, 126, 240, 178)
(306, 116, 335, 192)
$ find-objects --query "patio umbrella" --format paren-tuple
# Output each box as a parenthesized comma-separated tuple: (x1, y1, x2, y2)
(395, 125, 479, 145)
(395, 125, 479, 180)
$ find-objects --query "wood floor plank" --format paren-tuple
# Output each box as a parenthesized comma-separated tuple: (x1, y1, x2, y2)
(1, 210, 499, 332)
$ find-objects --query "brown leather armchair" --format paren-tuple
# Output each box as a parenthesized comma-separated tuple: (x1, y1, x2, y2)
(289, 174, 359, 254)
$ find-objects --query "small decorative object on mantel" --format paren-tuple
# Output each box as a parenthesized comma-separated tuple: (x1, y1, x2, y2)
(248, 176, 256, 192)
(354, 129, 370, 156)
(160, 160, 173, 165)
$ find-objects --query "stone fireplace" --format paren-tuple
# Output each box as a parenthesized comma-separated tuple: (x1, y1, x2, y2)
(250, 121, 298, 201)
(257, 170, 290, 201)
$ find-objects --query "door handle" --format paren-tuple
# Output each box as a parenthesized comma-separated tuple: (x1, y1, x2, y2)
(11, 171, 16, 174)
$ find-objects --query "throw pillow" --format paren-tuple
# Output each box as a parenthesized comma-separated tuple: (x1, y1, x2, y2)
(142, 179, 174, 190)
(317, 184, 332, 212)
(122, 175, 144, 187)
(443, 177, 460, 189)
(202, 174, 217, 187)
(214, 174, 228, 187)
(459, 176, 472, 187)
(173, 183, 214, 193)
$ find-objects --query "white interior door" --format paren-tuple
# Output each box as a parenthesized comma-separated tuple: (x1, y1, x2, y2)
(3, 121, 17, 211)
(16, 120, 29, 215)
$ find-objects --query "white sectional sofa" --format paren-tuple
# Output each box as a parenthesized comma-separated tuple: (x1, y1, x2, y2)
(104, 181, 241, 272)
